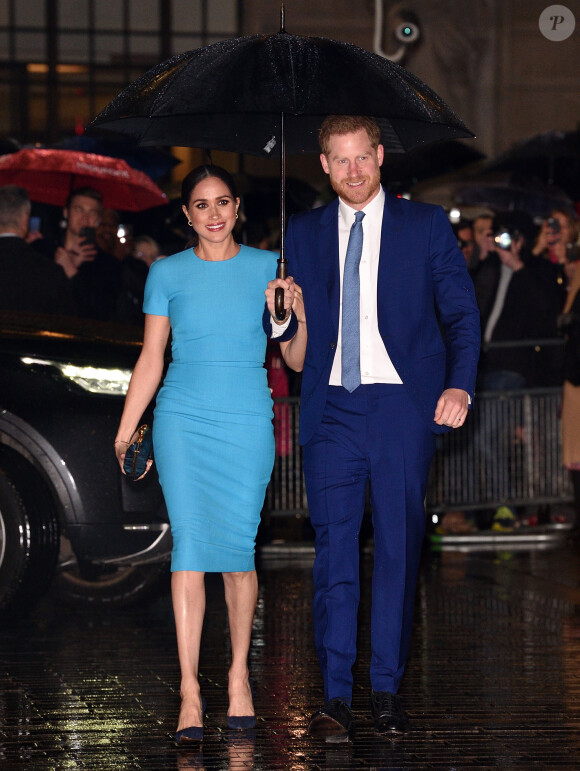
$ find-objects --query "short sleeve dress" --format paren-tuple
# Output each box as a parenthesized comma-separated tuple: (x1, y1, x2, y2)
(143, 245, 277, 573)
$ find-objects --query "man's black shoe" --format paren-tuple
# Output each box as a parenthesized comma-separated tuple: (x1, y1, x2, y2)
(370, 690, 409, 734)
(308, 698, 354, 741)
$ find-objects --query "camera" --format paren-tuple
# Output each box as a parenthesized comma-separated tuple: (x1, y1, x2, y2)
(547, 216, 561, 235)
(494, 230, 515, 250)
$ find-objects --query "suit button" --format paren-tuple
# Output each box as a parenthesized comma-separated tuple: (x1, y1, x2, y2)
(330, 341, 336, 349)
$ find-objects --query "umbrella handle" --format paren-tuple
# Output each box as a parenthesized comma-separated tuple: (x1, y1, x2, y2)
(274, 258, 287, 320)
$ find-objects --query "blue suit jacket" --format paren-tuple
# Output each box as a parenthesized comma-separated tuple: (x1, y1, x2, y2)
(285, 189, 481, 445)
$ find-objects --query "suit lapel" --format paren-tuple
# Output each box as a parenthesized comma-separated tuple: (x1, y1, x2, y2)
(377, 192, 404, 332)
(318, 200, 340, 338)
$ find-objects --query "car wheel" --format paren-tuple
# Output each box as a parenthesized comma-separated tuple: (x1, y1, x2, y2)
(0, 468, 60, 619)
(53, 543, 170, 608)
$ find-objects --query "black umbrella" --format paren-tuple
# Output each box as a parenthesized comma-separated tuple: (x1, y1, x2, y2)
(88, 9, 472, 315)
(485, 130, 580, 200)
(383, 139, 485, 192)
(453, 171, 574, 219)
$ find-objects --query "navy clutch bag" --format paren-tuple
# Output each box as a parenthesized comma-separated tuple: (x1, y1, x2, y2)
(123, 424, 153, 480)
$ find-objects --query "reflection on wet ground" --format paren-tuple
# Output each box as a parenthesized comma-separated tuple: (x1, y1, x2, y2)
(2, 539, 580, 769)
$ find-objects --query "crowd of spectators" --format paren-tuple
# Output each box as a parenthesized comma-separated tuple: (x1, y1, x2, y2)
(0, 184, 173, 325)
(444, 203, 580, 532)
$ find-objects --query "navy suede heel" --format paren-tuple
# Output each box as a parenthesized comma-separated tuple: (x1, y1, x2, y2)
(175, 696, 207, 745)
(227, 679, 256, 730)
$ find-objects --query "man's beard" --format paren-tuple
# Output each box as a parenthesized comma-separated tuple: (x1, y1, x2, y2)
(330, 167, 381, 207)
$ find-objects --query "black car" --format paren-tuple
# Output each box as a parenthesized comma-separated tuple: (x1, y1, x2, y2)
(0, 311, 171, 619)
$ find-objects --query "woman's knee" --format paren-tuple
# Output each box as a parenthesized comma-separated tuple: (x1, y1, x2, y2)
(223, 569, 256, 586)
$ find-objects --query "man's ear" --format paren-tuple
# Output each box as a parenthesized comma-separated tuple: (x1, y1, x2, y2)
(377, 144, 384, 167)
(320, 153, 330, 175)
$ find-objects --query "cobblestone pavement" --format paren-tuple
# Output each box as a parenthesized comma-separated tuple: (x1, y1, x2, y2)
(2, 537, 580, 770)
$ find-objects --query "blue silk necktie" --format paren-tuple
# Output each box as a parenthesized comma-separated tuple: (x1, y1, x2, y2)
(341, 210, 365, 392)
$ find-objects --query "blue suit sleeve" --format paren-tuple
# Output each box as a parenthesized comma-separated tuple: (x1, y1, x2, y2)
(262, 305, 299, 340)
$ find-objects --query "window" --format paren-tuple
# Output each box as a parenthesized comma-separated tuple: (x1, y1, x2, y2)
(0, 0, 240, 143)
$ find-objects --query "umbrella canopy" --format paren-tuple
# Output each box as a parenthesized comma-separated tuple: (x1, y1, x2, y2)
(0, 148, 168, 211)
(88, 16, 473, 318)
(88, 30, 473, 155)
(383, 139, 485, 192)
(51, 135, 180, 181)
(452, 171, 574, 219)
(485, 130, 580, 200)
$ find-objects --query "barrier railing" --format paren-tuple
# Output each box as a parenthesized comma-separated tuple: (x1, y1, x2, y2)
(264, 388, 573, 517)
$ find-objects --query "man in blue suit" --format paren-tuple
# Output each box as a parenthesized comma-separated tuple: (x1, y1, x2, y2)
(266, 115, 480, 740)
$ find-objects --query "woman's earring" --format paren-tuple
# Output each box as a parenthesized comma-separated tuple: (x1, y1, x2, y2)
(235, 212, 239, 220)
(188, 220, 192, 227)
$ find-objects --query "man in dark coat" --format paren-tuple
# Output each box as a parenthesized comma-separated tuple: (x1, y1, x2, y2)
(0, 185, 74, 315)
(51, 187, 122, 322)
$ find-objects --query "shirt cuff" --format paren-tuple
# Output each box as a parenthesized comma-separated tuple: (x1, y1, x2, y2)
(270, 311, 298, 342)
(270, 312, 292, 338)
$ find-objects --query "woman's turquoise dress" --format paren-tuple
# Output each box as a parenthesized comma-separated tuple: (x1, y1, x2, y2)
(143, 245, 277, 573)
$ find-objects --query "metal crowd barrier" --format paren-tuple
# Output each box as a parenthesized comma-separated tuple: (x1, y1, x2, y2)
(265, 388, 573, 517)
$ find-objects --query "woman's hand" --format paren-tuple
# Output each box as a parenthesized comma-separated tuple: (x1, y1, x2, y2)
(114, 435, 134, 474)
(114, 430, 153, 480)
(265, 276, 296, 323)
(532, 221, 552, 256)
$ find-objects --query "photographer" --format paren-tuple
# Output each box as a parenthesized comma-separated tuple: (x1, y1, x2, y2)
(472, 211, 563, 528)
(474, 210, 561, 390)
(531, 208, 580, 308)
(50, 187, 122, 321)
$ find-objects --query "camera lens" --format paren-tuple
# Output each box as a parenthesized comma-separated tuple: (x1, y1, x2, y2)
(494, 231, 512, 250)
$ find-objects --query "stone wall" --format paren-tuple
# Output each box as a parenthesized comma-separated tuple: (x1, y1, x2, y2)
(242, 0, 580, 160)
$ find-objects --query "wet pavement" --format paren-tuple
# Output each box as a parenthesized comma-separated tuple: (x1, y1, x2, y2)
(2, 532, 580, 770)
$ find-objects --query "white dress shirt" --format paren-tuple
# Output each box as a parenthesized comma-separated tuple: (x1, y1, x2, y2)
(328, 189, 402, 386)
(484, 263, 513, 343)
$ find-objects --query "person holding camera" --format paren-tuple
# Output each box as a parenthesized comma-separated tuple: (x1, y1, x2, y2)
(531, 208, 580, 307)
(51, 187, 122, 321)
(472, 211, 562, 527)
(474, 210, 560, 390)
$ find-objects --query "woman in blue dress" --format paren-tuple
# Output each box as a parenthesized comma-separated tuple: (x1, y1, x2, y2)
(114, 165, 306, 745)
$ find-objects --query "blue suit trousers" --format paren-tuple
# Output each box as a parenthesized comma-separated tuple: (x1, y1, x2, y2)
(303, 384, 436, 703)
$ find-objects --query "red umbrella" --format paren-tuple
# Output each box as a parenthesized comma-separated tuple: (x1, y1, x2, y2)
(0, 148, 168, 211)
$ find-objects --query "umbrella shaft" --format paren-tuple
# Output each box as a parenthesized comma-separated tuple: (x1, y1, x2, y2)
(280, 111, 286, 262)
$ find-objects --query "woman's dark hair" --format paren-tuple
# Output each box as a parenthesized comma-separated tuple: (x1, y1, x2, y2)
(181, 164, 238, 208)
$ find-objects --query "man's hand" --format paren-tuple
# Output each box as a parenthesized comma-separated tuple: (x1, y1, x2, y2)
(434, 388, 469, 428)
(72, 240, 98, 267)
(54, 242, 97, 278)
